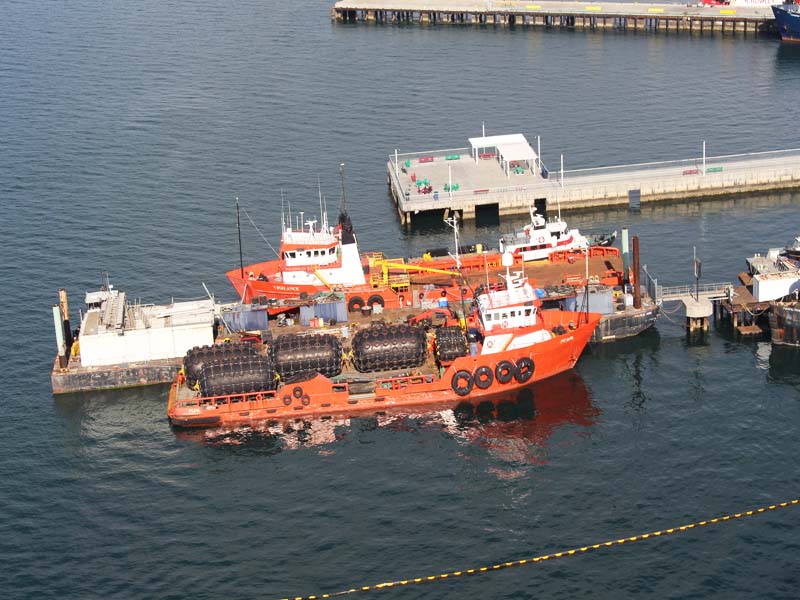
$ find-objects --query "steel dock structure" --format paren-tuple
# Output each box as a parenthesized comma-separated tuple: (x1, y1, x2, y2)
(387, 142, 800, 225)
(333, 1, 775, 36)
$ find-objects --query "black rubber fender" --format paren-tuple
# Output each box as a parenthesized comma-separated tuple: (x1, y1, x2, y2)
(367, 294, 385, 308)
(282, 394, 292, 406)
(473, 365, 494, 390)
(495, 360, 516, 384)
(301, 394, 311, 406)
(451, 370, 474, 397)
(292, 385, 304, 399)
(514, 357, 535, 384)
(347, 296, 365, 312)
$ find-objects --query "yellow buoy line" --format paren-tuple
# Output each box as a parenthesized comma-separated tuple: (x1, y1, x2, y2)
(278, 498, 799, 600)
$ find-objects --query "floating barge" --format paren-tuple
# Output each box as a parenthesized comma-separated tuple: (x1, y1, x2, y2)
(333, 0, 775, 36)
(386, 133, 800, 224)
(51, 286, 220, 394)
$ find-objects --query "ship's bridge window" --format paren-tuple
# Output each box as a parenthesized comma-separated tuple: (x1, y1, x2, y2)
(329, 247, 336, 255)
(525, 308, 532, 317)
(286, 251, 296, 259)
(501, 312, 508, 320)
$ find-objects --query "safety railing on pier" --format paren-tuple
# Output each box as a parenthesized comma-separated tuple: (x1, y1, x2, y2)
(642, 267, 732, 306)
(389, 146, 800, 213)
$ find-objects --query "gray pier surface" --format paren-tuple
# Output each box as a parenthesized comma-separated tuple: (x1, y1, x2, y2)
(387, 143, 800, 224)
(333, 0, 774, 35)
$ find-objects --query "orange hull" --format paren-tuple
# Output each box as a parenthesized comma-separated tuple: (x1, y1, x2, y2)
(167, 311, 601, 428)
(227, 247, 622, 312)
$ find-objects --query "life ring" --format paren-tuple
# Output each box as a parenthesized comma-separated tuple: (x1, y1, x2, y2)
(347, 296, 365, 312)
(473, 365, 494, 390)
(514, 357, 535, 384)
(451, 370, 474, 397)
(486, 339, 494, 349)
(255, 393, 263, 402)
(502, 320, 508, 329)
(301, 394, 311, 406)
(282, 394, 292, 406)
(495, 360, 515, 384)
(292, 385, 304, 399)
(537, 236, 545, 244)
(367, 294, 385, 308)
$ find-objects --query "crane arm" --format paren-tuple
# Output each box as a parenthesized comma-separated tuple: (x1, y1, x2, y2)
(381, 261, 461, 277)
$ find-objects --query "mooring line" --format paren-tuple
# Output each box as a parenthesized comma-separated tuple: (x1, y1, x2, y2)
(278, 498, 799, 600)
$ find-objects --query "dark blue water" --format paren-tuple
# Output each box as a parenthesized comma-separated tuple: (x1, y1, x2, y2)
(2, 1, 799, 598)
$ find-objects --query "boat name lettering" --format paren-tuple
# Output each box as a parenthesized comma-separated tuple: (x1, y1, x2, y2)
(274, 285, 301, 292)
(560, 336, 575, 344)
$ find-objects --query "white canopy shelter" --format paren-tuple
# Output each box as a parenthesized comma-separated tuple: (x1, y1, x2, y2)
(468, 133, 539, 177)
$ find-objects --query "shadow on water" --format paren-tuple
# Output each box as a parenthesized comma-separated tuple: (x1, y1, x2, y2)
(775, 41, 800, 73)
(586, 324, 661, 359)
(768, 344, 800, 387)
(171, 371, 598, 457)
(51, 385, 172, 451)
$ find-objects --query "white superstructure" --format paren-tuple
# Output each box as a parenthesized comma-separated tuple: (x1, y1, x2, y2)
(745, 248, 800, 303)
(78, 288, 215, 367)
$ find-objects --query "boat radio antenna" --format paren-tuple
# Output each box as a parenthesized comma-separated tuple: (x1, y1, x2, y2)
(236, 197, 244, 280)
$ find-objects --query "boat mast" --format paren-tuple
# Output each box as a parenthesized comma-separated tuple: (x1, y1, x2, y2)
(236, 198, 244, 280)
(339, 162, 347, 214)
(445, 216, 461, 269)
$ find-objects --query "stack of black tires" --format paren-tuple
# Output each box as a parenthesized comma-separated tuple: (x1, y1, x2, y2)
(351, 324, 427, 373)
(434, 326, 468, 364)
(198, 355, 277, 398)
(183, 343, 260, 387)
(183, 343, 276, 398)
(271, 333, 342, 380)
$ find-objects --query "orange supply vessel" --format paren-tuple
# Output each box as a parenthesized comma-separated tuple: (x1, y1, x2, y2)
(226, 196, 621, 316)
(169, 255, 601, 428)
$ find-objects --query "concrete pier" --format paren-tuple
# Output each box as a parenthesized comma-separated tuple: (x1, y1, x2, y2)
(333, 1, 775, 36)
(388, 143, 800, 224)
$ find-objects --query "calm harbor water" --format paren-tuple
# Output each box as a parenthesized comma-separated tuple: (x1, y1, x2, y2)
(2, 1, 799, 598)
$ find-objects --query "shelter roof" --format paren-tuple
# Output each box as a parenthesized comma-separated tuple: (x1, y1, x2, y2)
(468, 133, 538, 162)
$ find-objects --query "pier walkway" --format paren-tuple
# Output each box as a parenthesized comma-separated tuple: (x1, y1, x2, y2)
(333, 1, 775, 35)
(387, 144, 800, 224)
(642, 266, 735, 332)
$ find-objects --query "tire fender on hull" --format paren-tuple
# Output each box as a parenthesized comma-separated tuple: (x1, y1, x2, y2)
(451, 370, 474, 397)
(495, 360, 515, 384)
(514, 357, 535, 384)
(473, 365, 494, 390)
(348, 296, 365, 312)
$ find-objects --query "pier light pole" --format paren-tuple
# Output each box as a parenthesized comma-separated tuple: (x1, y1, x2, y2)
(703, 140, 706, 176)
(537, 135, 541, 175)
(448, 164, 453, 202)
(482, 121, 485, 137)
(560, 153, 564, 190)
(395, 149, 399, 177)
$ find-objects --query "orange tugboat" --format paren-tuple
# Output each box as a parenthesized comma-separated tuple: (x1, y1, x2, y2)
(168, 254, 601, 428)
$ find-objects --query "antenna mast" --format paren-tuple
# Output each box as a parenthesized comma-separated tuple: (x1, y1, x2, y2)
(236, 198, 244, 280)
(339, 163, 347, 213)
